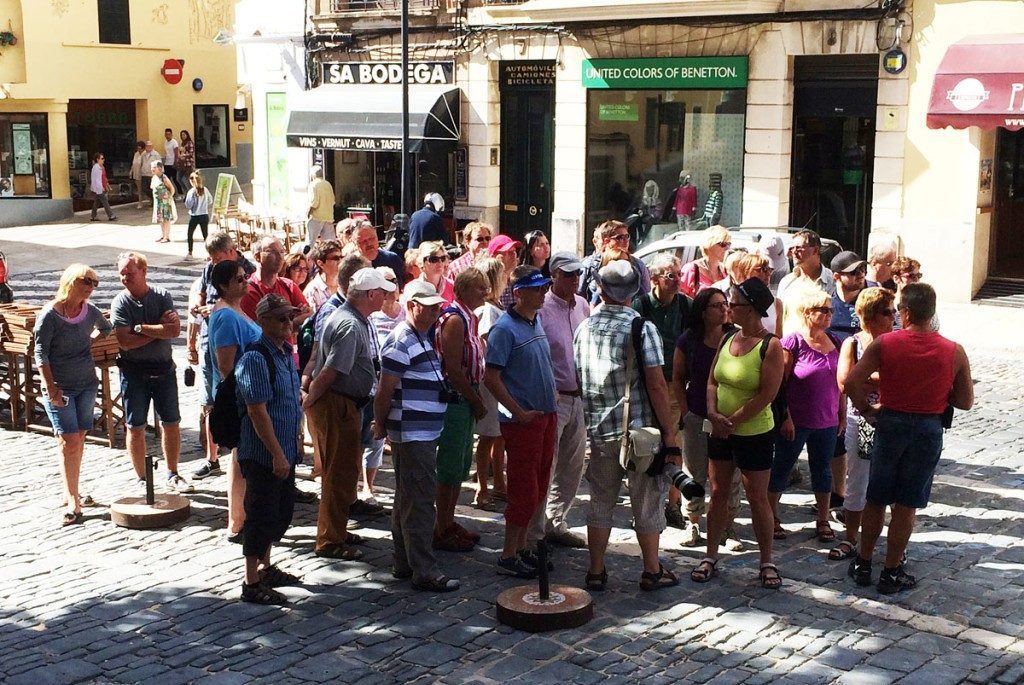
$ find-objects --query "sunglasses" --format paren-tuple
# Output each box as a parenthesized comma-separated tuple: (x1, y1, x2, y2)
(810, 306, 833, 314)
(729, 302, 752, 309)
(233, 275, 247, 284)
(902, 272, 923, 281)
(707, 302, 730, 310)
(274, 314, 296, 323)
(324, 255, 342, 262)
(473, 236, 491, 243)
(658, 272, 680, 281)
(78, 277, 100, 287)
(609, 234, 630, 243)
(425, 255, 450, 263)
(841, 268, 867, 277)
(716, 241, 732, 249)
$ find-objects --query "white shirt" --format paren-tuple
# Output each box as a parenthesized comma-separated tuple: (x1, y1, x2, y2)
(164, 138, 179, 166)
(89, 163, 105, 194)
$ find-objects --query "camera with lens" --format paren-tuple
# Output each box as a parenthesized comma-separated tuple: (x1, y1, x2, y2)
(645, 447, 705, 500)
(439, 383, 462, 405)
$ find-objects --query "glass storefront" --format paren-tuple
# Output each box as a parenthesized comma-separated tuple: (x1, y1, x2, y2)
(193, 104, 230, 168)
(67, 99, 136, 209)
(0, 114, 51, 198)
(583, 57, 748, 247)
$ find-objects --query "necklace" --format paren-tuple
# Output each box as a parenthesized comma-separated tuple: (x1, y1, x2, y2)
(736, 327, 767, 341)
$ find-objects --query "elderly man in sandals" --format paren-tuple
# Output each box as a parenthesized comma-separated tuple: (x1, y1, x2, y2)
(573, 260, 683, 592)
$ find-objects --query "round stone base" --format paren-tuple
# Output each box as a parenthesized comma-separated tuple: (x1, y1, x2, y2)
(110, 493, 190, 529)
(496, 584, 593, 632)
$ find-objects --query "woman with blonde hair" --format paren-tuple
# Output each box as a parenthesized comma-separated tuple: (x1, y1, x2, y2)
(768, 286, 844, 542)
(184, 171, 210, 259)
(404, 247, 422, 281)
(680, 225, 731, 298)
(34, 264, 113, 526)
(150, 160, 177, 243)
(415, 240, 455, 304)
(734, 253, 783, 336)
(831, 287, 896, 560)
(472, 257, 508, 508)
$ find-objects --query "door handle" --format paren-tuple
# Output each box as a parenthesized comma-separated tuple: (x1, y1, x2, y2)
(529, 205, 541, 216)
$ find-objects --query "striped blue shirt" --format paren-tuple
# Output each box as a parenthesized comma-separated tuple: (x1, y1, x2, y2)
(235, 336, 302, 467)
(380, 322, 446, 442)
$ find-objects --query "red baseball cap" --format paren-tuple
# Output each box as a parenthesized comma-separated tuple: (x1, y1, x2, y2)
(487, 235, 523, 256)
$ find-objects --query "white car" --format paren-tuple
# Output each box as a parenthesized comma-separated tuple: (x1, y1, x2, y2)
(635, 226, 842, 272)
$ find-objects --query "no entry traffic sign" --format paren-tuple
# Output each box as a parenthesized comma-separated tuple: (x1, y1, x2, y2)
(161, 59, 184, 85)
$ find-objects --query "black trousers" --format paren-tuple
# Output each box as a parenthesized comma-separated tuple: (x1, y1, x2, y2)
(239, 460, 296, 560)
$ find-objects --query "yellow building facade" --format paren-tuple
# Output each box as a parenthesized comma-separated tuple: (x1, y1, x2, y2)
(902, 0, 1024, 303)
(0, 0, 252, 227)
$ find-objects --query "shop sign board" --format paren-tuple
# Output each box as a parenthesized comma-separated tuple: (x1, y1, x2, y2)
(454, 147, 468, 202)
(500, 61, 556, 89)
(266, 93, 289, 208)
(213, 173, 243, 214)
(12, 124, 33, 175)
(598, 103, 639, 121)
(322, 61, 454, 86)
(582, 56, 748, 90)
(287, 135, 406, 151)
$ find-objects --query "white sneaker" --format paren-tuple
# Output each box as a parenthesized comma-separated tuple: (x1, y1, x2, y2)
(167, 473, 194, 493)
(681, 522, 701, 547)
(722, 527, 745, 552)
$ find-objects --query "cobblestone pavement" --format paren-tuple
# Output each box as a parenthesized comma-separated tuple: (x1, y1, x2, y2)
(1, 261, 1023, 683)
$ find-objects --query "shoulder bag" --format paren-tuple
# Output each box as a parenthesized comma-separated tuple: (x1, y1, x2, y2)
(619, 317, 662, 473)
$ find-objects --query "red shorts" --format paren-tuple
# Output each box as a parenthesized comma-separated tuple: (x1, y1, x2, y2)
(499, 413, 557, 527)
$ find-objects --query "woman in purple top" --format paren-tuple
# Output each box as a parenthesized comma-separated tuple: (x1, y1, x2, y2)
(768, 287, 844, 542)
(672, 288, 743, 549)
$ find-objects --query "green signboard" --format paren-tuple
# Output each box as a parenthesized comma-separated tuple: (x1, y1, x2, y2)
(266, 92, 289, 208)
(582, 56, 748, 90)
(598, 103, 639, 121)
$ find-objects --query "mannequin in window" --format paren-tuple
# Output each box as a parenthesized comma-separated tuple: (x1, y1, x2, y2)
(662, 169, 697, 231)
(699, 173, 724, 228)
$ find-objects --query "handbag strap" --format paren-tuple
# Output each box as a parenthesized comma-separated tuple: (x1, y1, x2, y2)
(619, 322, 637, 465)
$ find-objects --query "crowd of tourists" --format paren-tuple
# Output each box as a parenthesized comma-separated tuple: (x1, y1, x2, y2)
(33, 203, 973, 605)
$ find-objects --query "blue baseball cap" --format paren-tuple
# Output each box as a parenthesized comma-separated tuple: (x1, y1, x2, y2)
(512, 270, 553, 290)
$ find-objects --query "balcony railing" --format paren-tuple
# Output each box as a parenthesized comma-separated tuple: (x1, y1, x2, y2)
(316, 0, 441, 14)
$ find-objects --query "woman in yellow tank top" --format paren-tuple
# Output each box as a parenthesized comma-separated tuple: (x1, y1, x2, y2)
(692, 278, 785, 589)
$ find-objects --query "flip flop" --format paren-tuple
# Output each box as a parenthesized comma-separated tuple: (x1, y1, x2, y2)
(61, 511, 83, 527)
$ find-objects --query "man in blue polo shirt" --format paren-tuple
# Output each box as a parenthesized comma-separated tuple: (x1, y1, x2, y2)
(235, 294, 303, 605)
(484, 266, 558, 579)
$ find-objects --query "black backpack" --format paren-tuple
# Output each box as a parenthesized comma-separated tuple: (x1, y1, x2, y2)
(210, 343, 276, 449)
(298, 292, 343, 372)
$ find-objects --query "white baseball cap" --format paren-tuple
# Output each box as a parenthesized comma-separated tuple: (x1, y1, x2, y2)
(403, 279, 447, 306)
(349, 267, 398, 293)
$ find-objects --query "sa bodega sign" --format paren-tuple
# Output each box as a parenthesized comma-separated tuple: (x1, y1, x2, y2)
(161, 59, 184, 85)
(322, 61, 454, 86)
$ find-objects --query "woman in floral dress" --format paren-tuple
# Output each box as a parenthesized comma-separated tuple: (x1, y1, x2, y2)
(150, 160, 177, 243)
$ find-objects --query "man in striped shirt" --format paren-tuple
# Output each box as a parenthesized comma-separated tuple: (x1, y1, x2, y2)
(373, 281, 460, 593)
(236, 294, 304, 604)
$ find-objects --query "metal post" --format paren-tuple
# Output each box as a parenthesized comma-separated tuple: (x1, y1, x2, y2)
(400, 0, 410, 218)
(144, 454, 154, 506)
(537, 540, 550, 601)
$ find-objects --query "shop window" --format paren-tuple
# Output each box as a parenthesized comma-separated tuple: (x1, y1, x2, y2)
(0, 114, 51, 198)
(66, 99, 136, 210)
(98, 0, 131, 45)
(586, 89, 745, 244)
(192, 105, 230, 168)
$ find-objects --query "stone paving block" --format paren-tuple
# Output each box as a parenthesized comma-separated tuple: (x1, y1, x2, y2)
(865, 646, 936, 673)
(837, 665, 906, 684)
(144, 666, 207, 685)
(817, 645, 866, 671)
(400, 642, 467, 668)
(481, 654, 538, 681)
(896, 662, 970, 685)
(287, 652, 366, 682)
(190, 672, 254, 685)
(111, 662, 170, 683)
(6, 658, 104, 685)
(510, 636, 565, 661)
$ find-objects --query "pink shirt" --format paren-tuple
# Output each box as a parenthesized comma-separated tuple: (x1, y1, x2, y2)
(539, 289, 590, 393)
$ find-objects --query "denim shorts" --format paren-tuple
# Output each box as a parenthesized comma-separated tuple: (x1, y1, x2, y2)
(43, 383, 98, 435)
(866, 409, 944, 509)
(120, 366, 181, 428)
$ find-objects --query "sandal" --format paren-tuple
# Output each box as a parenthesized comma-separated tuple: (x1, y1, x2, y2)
(828, 540, 858, 561)
(473, 497, 498, 512)
(345, 532, 366, 545)
(640, 564, 679, 592)
(759, 563, 782, 589)
(80, 495, 98, 507)
(259, 565, 301, 588)
(773, 519, 788, 540)
(585, 569, 608, 592)
(690, 557, 718, 583)
(241, 581, 287, 605)
(816, 521, 836, 543)
(315, 544, 363, 561)
(412, 575, 460, 593)
(61, 510, 83, 527)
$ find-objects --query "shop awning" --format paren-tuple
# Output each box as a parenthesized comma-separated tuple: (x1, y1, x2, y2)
(286, 85, 461, 151)
(927, 34, 1024, 131)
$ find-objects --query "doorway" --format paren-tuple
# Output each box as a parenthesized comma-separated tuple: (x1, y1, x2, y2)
(789, 56, 878, 256)
(499, 61, 556, 240)
(992, 128, 1024, 278)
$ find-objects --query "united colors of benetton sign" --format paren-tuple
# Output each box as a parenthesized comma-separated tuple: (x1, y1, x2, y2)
(582, 57, 747, 90)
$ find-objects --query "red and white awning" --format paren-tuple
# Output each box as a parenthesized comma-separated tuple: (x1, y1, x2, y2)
(927, 34, 1024, 132)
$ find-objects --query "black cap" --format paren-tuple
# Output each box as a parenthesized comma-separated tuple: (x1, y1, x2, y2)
(735, 277, 775, 317)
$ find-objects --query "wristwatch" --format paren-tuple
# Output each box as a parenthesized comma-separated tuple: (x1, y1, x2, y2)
(133, 324, 143, 334)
